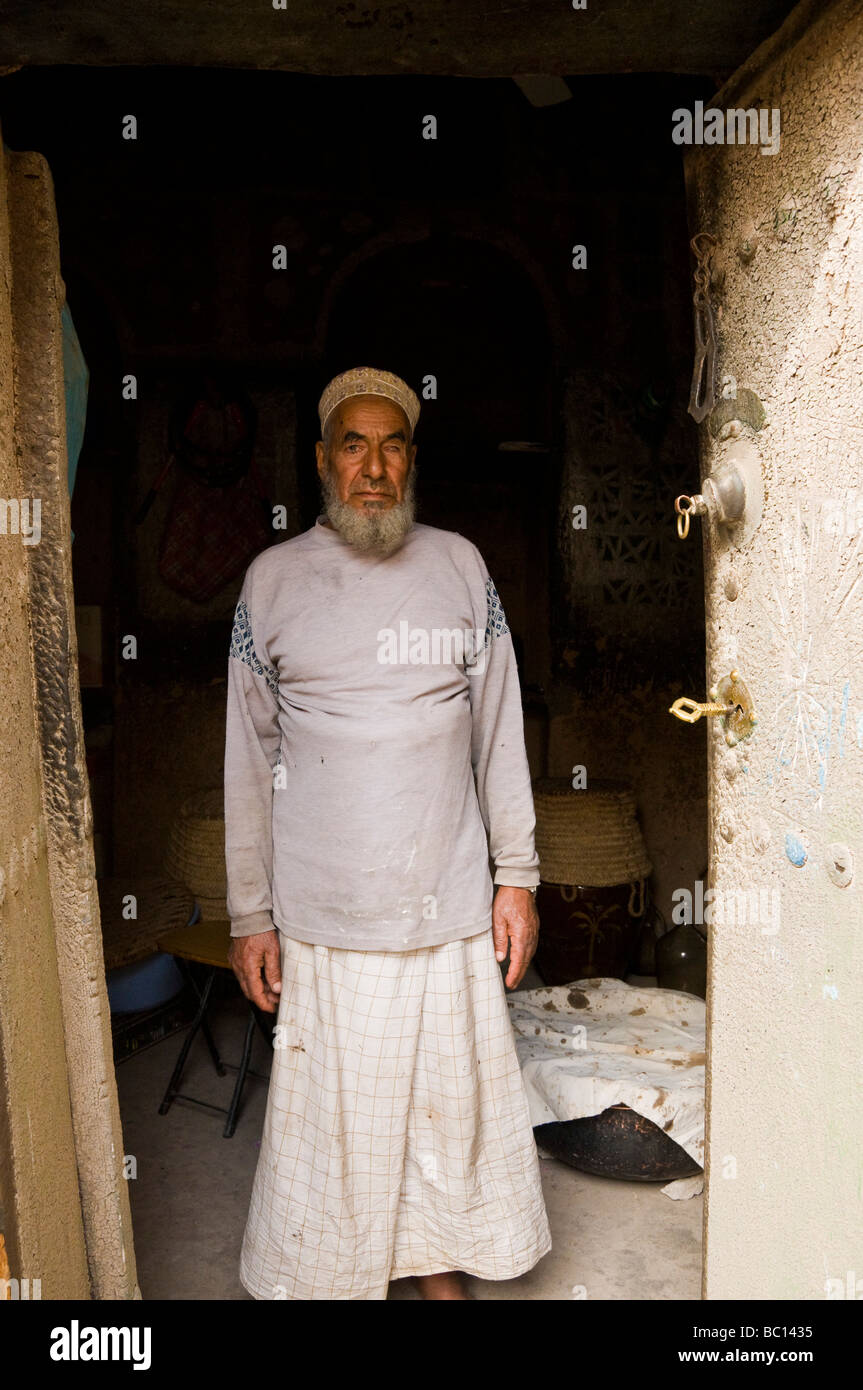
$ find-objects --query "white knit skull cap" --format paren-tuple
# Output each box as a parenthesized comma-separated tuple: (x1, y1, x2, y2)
(318, 366, 421, 436)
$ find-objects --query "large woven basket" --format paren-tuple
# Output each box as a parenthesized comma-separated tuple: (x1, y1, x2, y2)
(165, 787, 228, 919)
(533, 777, 651, 887)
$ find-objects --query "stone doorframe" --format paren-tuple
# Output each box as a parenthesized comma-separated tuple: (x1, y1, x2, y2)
(0, 141, 138, 1299)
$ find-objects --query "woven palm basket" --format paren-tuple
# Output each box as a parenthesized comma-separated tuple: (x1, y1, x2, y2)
(164, 787, 228, 919)
(533, 777, 652, 887)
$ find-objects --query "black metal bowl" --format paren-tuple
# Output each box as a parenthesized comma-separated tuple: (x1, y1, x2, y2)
(535, 1103, 702, 1182)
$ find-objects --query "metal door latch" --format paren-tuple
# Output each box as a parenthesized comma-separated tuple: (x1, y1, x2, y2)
(669, 670, 757, 745)
(675, 461, 746, 539)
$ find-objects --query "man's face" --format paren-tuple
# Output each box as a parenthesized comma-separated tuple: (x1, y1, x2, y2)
(315, 395, 418, 556)
(315, 395, 416, 508)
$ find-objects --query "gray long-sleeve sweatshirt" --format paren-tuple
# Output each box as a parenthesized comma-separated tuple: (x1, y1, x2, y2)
(224, 516, 539, 950)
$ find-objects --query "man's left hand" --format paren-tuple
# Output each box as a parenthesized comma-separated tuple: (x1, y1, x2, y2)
(492, 885, 539, 989)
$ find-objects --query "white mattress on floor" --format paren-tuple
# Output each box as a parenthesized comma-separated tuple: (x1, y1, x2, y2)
(507, 976, 705, 1199)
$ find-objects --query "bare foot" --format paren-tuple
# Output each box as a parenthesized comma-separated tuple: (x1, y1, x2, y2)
(413, 1270, 469, 1300)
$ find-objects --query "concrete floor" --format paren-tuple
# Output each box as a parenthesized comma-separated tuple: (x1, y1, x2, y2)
(115, 976, 703, 1301)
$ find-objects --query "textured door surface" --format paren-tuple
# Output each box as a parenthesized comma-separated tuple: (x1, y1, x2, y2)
(684, 0, 863, 1299)
(0, 138, 138, 1299)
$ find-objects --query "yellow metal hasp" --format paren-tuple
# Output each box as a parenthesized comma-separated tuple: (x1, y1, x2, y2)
(669, 696, 735, 724)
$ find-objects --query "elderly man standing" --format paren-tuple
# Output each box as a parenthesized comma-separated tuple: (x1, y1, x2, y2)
(224, 367, 551, 1301)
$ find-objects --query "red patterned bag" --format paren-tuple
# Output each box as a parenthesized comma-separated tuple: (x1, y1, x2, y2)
(138, 379, 273, 602)
(157, 461, 273, 602)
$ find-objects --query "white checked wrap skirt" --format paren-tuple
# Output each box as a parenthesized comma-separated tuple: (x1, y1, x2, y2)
(240, 928, 551, 1300)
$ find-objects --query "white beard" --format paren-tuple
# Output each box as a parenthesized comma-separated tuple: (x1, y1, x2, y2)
(320, 464, 417, 557)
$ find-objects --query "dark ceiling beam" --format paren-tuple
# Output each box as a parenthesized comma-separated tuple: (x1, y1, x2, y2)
(0, 0, 800, 77)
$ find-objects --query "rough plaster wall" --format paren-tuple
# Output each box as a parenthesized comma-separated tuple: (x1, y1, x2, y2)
(0, 146, 90, 1299)
(4, 147, 138, 1298)
(686, 0, 863, 1299)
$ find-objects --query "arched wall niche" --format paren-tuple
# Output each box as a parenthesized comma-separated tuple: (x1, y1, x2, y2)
(300, 228, 561, 692)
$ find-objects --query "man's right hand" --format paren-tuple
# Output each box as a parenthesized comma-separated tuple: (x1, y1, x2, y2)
(228, 929, 282, 1013)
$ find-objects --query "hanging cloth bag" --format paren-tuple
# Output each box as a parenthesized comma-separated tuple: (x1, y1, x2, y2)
(142, 381, 273, 602)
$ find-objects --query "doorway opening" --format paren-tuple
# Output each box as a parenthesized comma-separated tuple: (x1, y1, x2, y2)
(1, 64, 710, 1299)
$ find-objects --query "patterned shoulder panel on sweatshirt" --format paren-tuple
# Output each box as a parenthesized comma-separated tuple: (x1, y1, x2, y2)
(229, 599, 279, 698)
(484, 577, 510, 648)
